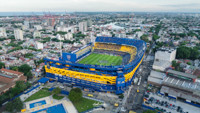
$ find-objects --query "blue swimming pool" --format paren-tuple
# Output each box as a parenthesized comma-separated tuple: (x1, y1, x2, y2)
(30, 100, 46, 108)
(32, 104, 67, 113)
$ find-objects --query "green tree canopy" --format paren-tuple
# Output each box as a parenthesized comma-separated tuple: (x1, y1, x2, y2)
(152, 34, 160, 41)
(0, 62, 5, 69)
(56, 31, 67, 35)
(5, 97, 23, 113)
(143, 110, 156, 113)
(68, 88, 83, 102)
(24, 53, 34, 58)
(176, 46, 200, 60)
(18, 64, 32, 74)
(10, 66, 19, 71)
(52, 87, 61, 95)
(172, 60, 177, 67)
(141, 34, 149, 42)
(18, 64, 32, 79)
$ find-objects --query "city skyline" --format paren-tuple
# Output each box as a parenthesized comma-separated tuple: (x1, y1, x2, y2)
(0, 0, 199, 13)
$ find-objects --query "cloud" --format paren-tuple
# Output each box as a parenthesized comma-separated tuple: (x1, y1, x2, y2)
(0, 0, 199, 12)
(162, 3, 200, 7)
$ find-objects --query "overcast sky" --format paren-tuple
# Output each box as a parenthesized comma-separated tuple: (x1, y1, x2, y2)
(0, 0, 199, 12)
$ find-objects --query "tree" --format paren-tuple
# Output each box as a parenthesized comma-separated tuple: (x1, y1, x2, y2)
(52, 38, 60, 42)
(0, 62, 5, 69)
(52, 87, 61, 95)
(172, 60, 177, 67)
(56, 31, 67, 35)
(155, 24, 162, 35)
(18, 64, 32, 79)
(152, 34, 160, 41)
(68, 88, 82, 102)
(176, 46, 191, 59)
(140, 34, 149, 42)
(118, 94, 124, 99)
(190, 48, 199, 60)
(143, 110, 156, 113)
(187, 62, 191, 65)
(10, 66, 19, 71)
(26, 71, 33, 79)
(5, 98, 23, 113)
(176, 46, 200, 60)
(24, 53, 34, 58)
(42, 66, 46, 75)
(18, 64, 32, 74)
(15, 81, 27, 91)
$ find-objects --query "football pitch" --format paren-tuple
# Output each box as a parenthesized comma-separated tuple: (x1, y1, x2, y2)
(78, 53, 122, 66)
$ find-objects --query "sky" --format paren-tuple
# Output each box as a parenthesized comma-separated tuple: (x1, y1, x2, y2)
(0, 0, 199, 12)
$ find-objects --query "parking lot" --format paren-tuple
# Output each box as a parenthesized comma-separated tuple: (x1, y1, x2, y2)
(144, 92, 200, 113)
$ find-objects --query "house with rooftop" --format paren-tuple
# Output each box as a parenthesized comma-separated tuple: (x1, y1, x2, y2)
(0, 68, 27, 95)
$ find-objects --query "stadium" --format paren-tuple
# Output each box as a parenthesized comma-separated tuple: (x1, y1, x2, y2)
(44, 37, 146, 94)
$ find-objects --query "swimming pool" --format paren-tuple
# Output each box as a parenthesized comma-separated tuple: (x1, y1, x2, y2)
(32, 104, 67, 113)
(30, 100, 46, 108)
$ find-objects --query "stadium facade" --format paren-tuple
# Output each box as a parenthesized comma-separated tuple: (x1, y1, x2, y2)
(44, 37, 146, 94)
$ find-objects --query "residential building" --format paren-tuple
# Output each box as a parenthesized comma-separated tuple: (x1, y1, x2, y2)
(0, 27, 7, 37)
(34, 25, 43, 30)
(24, 20, 30, 29)
(33, 31, 41, 38)
(79, 21, 87, 33)
(35, 42, 44, 49)
(14, 29, 23, 40)
(64, 32, 73, 40)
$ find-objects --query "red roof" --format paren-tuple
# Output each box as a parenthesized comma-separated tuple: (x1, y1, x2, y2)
(0, 68, 24, 75)
(193, 69, 200, 77)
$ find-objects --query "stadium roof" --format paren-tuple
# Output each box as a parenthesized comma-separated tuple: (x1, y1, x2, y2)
(38, 77, 49, 83)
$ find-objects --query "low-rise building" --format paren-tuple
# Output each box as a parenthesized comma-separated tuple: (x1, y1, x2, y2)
(0, 68, 27, 95)
(148, 70, 165, 86)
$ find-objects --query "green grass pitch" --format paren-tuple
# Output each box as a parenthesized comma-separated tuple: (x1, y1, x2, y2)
(78, 53, 123, 66)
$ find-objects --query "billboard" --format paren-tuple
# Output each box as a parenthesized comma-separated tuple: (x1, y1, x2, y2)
(62, 52, 77, 63)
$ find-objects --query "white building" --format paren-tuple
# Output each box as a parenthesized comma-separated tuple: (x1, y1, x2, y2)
(56, 26, 68, 32)
(33, 31, 41, 38)
(64, 32, 73, 40)
(34, 25, 43, 30)
(0, 28, 7, 37)
(24, 21, 30, 29)
(155, 48, 176, 62)
(87, 20, 93, 27)
(57, 26, 76, 33)
(35, 42, 43, 49)
(56, 34, 64, 40)
(79, 21, 87, 33)
(153, 48, 177, 71)
(116, 33, 126, 38)
(90, 36, 96, 44)
(14, 29, 23, 40)
(136, 31, 144, 38)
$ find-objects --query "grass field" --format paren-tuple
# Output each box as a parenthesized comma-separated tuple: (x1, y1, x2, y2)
(78, 53, 122, 66)
(53, 94, 64, 100)
(72, 97, 102, 113)
(24, 88, 51, 102)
